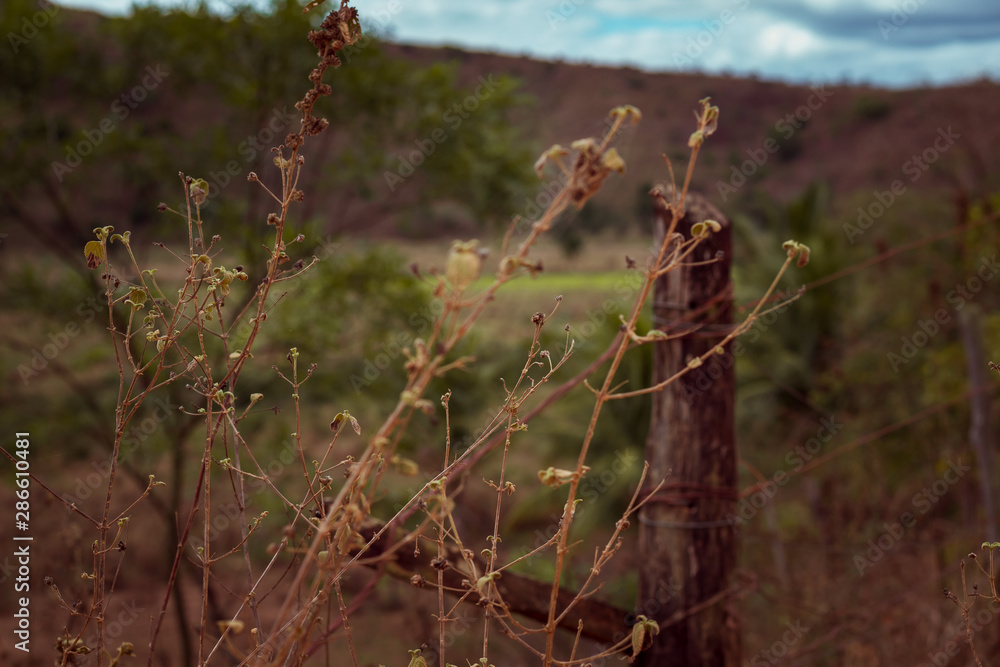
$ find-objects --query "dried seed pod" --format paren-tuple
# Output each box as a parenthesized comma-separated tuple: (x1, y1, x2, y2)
(446, 240, 482, 293)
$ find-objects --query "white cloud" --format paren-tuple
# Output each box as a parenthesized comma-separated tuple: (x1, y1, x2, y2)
(756, 21, 823, 59)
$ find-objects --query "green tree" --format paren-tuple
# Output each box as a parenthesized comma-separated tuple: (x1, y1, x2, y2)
(1, 0, 536, 257)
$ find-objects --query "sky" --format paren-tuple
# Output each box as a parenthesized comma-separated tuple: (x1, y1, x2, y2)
(50, 0, 1000, 88)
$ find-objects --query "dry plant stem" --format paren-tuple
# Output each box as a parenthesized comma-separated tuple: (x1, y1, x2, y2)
(0, 448, 98, 526)
(483, 424, 514, 660)
(257, 109, 637, 662)
(485, 468, 656, 664)
(149, 145, 304, 664)
(262, 301, 574, 662)
(90, 211, 213, 664)
(393, 333, 625, 529)
(970, 547, 999, 599)
(481, 305, 562, 658)
(229, 418, 264, 636)
(569, 621, 584, 664)
(256, 109, 623, 654)
(200, 407, 222, 663)
(946, 547, 1000, 667)
(299, 570, 380, 659)
(605, 257, 795, 403)
(334, 581, 360, 667)
(540, 140, 704, 666)
(960, 562, 985, 667)
(538, 111, 781, 663)
(552, 466, 654, 628)
(203, 535, 300, 664)
(86, 185, 197, 664)
(61, 7, 343, 662)
(438, 394, 452, 667)
(437, 525, 448, 667)
(93, 247, 134, 664)
(287, 353, 320, 503)
(264, 180, 578, 648)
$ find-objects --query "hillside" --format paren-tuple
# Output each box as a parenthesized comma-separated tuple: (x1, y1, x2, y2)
(9, 5, 1000, 246)
(385, 43, 1000, 225)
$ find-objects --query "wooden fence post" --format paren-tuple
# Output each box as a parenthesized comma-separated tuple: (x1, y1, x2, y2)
(638, 191, 740, 666)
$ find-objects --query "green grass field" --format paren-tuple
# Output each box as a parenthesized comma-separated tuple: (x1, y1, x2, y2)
(388, 232, 658, 341)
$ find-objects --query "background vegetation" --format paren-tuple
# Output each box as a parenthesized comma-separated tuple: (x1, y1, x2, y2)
(2, 0, 1000, 665)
